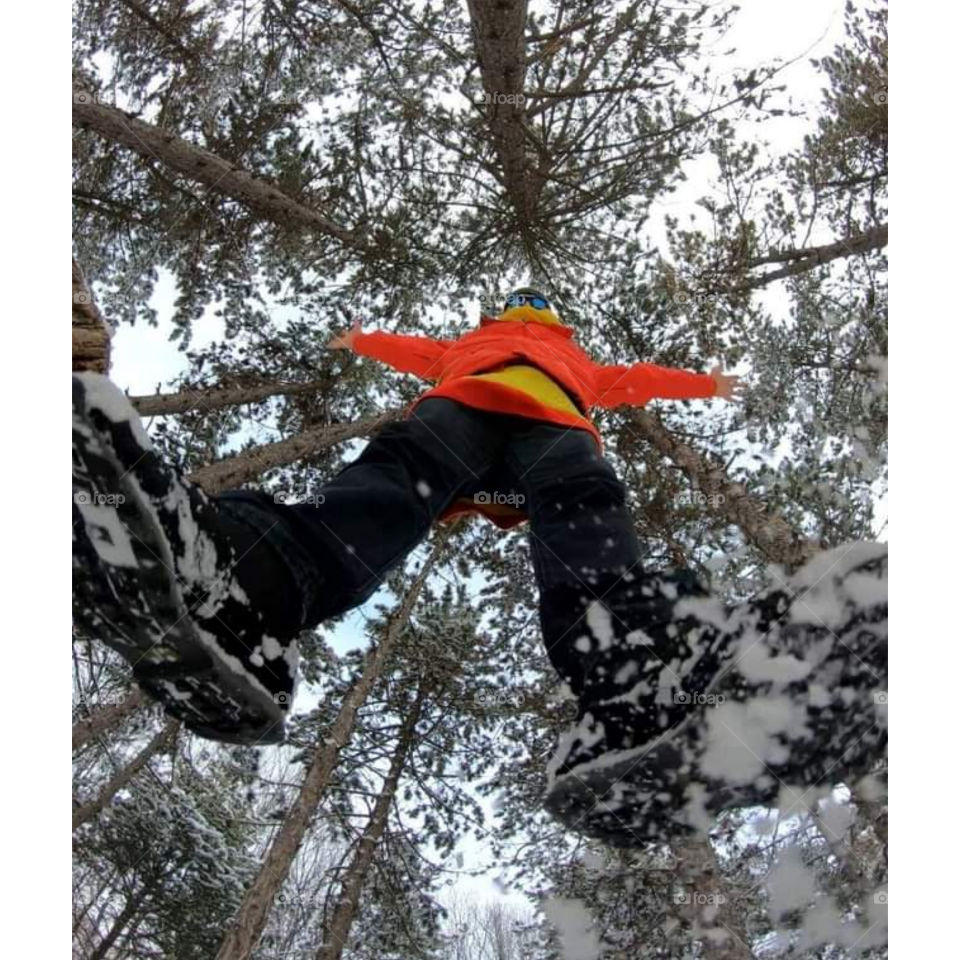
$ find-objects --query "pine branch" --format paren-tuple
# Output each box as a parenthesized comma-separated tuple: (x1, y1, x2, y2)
(130, 378, 332, 417)
(619, 410, 819, 568)
(735, 224, 888, 290)
(188, 408, 406, 493)
(72, 90, 374, 254)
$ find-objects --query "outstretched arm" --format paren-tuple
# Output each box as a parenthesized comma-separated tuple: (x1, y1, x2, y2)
(327, 320, 454, 381)
(590, 359, 742, 408)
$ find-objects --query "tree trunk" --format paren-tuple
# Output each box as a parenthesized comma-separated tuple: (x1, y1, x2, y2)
(317, 683, 427, 960)
(86, 882, 149, 960)
(73, 259, 111, 373)
(673, 840, 756, 960)
(131, 378, 332, 417)
(465, 0, 539, 222)
(73, 720, 180, 830)
(618, 409, 819, 569)
(215, 523, 457, 960)
(189, 408, 405, 493)
(73, 687, 149, 752)
(72, 90, 370, 252)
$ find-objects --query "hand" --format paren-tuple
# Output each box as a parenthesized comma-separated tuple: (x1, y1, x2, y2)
(709, 365, 744, 401)
(327, 319, 362, 350)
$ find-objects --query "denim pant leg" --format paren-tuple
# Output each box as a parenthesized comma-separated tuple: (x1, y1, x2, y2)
(502, 421, 717, 722)
(217, 398, 509, 627)
(501, 422, 647, 697)
(504, 422, 644, 592)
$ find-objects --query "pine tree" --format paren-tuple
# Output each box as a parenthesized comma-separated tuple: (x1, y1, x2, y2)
(73, 1, 887, 956)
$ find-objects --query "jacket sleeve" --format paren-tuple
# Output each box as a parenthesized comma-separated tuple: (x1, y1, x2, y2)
(590, 360, 717, 409)
(351, 330, 455, 382)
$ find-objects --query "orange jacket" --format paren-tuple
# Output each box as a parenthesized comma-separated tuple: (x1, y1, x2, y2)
(352, 315, 717, 527)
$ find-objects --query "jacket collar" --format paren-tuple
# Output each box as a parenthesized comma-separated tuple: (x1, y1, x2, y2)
(479, 314, 575, 339)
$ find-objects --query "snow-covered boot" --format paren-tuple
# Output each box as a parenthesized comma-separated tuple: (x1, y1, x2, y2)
(542, 543, 888, 846)
(72, 373, 309, 745)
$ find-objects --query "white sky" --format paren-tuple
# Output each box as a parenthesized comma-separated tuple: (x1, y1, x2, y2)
(102, 0, 863, 920)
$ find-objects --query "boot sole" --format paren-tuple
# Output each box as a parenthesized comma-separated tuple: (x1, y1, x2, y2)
(72, 377, 286, 745)
(545, 674, 887, 848)
(543, 703, 761, 848)
(545, 550, 888, 846)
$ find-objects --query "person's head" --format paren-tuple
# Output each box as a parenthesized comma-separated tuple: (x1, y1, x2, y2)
(499, 287, 562, 325)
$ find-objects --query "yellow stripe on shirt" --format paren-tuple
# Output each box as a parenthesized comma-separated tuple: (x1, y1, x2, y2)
(467, 364, 586, 419)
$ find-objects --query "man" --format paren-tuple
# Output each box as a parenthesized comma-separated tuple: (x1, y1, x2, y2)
(73, 288, 886, 844)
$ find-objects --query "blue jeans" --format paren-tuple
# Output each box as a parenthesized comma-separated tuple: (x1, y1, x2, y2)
(215, 398, 653, 695)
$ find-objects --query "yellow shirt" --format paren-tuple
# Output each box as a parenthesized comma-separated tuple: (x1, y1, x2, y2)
(467, 364, 586, 419)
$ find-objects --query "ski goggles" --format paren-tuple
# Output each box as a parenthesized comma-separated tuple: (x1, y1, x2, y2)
(504, 292, 553, 311)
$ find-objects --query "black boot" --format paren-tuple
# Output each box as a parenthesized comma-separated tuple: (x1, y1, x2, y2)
(72, 373, 326, 744)
(542, 544, 888, 846)
(539, 567, 740, 771)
